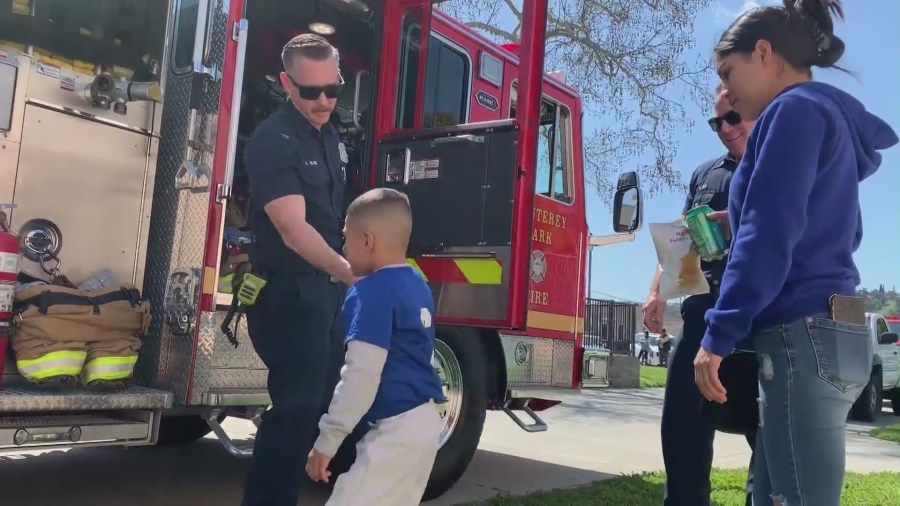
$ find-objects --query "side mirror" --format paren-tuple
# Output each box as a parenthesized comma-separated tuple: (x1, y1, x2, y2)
(879, 332, 899, 345)
(612, 171, 643, 233)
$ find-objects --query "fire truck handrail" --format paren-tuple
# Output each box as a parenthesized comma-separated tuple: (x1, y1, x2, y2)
(352, 70, 369, 130)
(222, 18, 250, 195)
(418, 251, 497, 259)
(378, 118, 517, 142)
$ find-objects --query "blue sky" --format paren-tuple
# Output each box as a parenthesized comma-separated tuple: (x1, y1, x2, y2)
(585, 0, 900, 302)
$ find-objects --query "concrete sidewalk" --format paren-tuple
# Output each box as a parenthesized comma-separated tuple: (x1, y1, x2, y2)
(427, 388, 900, 505)
(0, 388, 896, 506)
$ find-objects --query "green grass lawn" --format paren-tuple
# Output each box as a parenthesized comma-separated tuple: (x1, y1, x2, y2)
(871, 424, 900, 444)
(466, 469, 900, 505)
(639, 365, 668, 388)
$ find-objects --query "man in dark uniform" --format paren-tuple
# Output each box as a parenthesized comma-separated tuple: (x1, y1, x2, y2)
(642, 84, 757, 506)
(240, 34, 357, 506)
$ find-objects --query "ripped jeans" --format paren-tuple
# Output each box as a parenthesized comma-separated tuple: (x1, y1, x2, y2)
(752, 315, 872, 506)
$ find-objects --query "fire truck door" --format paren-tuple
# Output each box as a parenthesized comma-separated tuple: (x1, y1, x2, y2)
(376, 120, 520, 327)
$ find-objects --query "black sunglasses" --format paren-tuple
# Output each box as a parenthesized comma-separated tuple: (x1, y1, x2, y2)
(285, 73, 345, 100)
(707, 110, 742, 132)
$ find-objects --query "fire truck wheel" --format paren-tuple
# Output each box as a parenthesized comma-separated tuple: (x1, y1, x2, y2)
(155, 415, 215, 446)
(422, 331, 488, 500)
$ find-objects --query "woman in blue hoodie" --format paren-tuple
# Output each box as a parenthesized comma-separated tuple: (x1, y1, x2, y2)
(693, 0, 898, 504)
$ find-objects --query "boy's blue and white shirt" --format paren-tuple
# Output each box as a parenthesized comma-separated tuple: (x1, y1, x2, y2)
(314, 265, 446, 457)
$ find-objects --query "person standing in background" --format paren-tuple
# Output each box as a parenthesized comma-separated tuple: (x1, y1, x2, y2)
(658, 329, 672, 368)
(643, 84, 758, 506)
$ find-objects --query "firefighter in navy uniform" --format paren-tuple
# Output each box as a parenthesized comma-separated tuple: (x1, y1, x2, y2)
(643, 85, 757, 506)
(239, 34, 357, 506)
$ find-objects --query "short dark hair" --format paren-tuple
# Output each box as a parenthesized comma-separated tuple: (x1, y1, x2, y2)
(347, 188, 413, 249)
(347, 188, 411, 217)
(715, 0, 845, 71)
(281, 33, 339, 70)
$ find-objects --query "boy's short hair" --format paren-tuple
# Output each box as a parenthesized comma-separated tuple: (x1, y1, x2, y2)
(347, 188, 413, 247)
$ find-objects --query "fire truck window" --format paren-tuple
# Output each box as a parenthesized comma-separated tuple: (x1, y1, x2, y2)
(535, 120, 554, 196)
(172, 0, 200, 75)
(552, 106, 574, 203)
(512, 85, 573, 203)
(422, 36, 469, 128)
(0, 0, 167, 83)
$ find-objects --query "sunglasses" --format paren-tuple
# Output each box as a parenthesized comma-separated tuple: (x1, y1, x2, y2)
(285, 73, 345, 100)
(707, 110, 742, 132)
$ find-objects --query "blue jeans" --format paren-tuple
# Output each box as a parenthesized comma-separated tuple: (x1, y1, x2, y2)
(752, 316, 872, 506)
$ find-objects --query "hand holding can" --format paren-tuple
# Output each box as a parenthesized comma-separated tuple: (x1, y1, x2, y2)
(684, 205, 728, 262)
(706, 211, 731, 241)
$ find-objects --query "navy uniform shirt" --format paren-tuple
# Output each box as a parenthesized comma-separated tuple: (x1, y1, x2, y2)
(243, 103, 346, 274)
(682, 153, 737, 293)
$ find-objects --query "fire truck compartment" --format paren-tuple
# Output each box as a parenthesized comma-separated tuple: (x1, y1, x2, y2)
(0, 0, 167, 290)
(379, 121, 518, 251)
(0, 383, 172, 451)
(215, 0, 376, 301)
(0, 411, 161, 451)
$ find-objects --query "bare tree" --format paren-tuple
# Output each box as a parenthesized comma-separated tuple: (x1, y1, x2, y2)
(440, 0, 715, 201)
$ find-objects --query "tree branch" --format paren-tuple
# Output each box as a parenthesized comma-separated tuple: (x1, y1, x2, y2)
(463, 21, 518, 42)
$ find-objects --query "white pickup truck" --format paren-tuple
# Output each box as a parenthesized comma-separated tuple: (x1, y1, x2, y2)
(850, 312, 900, 421)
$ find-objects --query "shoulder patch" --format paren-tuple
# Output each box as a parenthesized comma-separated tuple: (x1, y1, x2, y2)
(420, 307, 433, 328)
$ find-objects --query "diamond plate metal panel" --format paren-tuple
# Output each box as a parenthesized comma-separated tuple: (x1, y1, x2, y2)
(189, 311, 268, 404)
(499, 334, 574, 388)
(138, 1, 230, 406)
(0, 386, 172, 412)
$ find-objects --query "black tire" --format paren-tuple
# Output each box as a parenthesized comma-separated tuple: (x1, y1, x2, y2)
(422, 331, 488, 501)
(891, 388, 900, 416)
(851, 371, 882, 422)
(155, 415, 214, 446)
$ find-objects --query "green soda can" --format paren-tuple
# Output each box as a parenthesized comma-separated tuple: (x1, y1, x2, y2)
(684, 205, 728, 261)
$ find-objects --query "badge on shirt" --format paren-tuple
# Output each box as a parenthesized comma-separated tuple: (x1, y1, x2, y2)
(420, 307, 433, 328)
(338, 142, 349, 164)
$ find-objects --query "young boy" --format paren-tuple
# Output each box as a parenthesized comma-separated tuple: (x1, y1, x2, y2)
(306, 187, 446, 505)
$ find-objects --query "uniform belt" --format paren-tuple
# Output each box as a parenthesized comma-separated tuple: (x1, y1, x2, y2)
(257, 269, 339, 283)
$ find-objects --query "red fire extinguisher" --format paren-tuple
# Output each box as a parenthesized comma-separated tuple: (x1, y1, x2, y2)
(0, 204, 20, 326)
(0, 204, 18, 383)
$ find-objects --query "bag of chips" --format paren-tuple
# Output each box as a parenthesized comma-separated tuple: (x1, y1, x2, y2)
(649, 220, 710, 300)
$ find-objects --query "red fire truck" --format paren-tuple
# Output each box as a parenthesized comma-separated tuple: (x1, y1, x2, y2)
(0, 0, 642, 498)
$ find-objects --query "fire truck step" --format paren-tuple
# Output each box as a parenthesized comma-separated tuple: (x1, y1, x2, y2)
(0, 384, 173, 412)
(200, 388, 270, 407)
(0, 412, 158, 451)
(203, 407, 258, 458)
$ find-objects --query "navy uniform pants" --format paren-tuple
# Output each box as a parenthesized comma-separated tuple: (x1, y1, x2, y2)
(241, 273, 345, 506)
(661, 293, 756, 506)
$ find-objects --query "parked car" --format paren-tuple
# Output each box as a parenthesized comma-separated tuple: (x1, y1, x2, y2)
(850, 312, 900, 421)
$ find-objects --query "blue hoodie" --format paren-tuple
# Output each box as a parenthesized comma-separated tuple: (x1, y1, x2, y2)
(701, 82, 899, 357)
